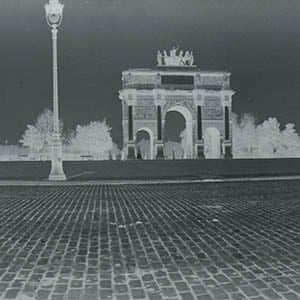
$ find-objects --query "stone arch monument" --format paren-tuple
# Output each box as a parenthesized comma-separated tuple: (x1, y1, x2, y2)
(119, 47, 235, 159)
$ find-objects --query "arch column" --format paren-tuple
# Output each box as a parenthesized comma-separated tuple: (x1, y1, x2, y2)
(156, 120, 165, 160)
(156, 106, 164, 159)
(183, 119, 193, 159)
(224, 105, 232, 158)
(196, 105, 204, 158)
(127, 105, 135, 159)
(204, 127, 221, 159)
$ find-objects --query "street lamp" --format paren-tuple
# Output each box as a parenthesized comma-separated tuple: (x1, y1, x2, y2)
(45, 0, 66, 180)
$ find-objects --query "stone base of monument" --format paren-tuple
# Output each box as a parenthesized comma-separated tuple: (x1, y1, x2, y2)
(224, 145, 233, 159)
(127, 145, 136, 160)
(197, 145, 205, 159)
(156, 145, 165, 160)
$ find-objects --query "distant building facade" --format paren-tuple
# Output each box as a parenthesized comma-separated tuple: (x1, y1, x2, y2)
(119, 47, 235, 159)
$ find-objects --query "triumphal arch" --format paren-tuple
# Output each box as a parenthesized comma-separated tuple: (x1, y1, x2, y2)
(119, 47, 235, 159)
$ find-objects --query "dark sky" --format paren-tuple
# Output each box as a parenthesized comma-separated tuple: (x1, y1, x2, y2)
(1, 0, 300, 146)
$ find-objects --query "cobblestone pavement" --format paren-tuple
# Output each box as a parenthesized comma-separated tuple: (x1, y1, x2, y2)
(1, 180, 300, 300)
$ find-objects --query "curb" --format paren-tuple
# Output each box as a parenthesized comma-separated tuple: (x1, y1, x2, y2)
(0, 175, 300, 186)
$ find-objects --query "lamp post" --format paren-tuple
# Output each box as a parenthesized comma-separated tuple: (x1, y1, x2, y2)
(45, 0, 66, 180)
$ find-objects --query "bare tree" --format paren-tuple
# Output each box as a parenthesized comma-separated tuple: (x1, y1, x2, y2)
(67, 120, 113, 160)
(20, 108, 62, 160)
(232, 113, 300, 158)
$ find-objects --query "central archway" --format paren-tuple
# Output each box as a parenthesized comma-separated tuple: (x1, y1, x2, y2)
(163, 111, 184, 159)
(164, 106, 194, 159)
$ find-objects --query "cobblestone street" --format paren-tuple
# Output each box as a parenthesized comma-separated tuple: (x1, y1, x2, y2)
(0, 180, 300, 300)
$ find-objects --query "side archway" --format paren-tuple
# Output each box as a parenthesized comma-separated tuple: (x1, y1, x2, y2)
(135, 127, 154, 159)
(204, 127, 221, 159)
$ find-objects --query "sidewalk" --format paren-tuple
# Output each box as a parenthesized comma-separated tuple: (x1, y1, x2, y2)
(0, 174, 300, 186)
